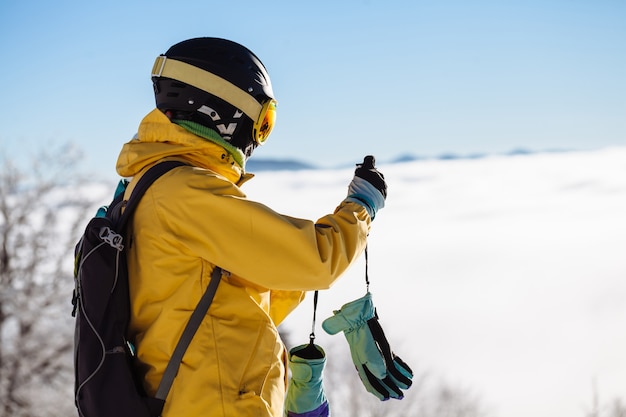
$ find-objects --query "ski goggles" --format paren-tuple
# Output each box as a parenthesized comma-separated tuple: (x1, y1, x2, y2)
(253, 99, 276, 145)
(152, 56, 277, 145)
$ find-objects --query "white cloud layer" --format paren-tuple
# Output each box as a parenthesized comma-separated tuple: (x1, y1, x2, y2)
(244, 147, 626, 417)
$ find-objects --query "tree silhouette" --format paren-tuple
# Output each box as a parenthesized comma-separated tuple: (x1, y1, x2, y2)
(0, 144, 99, 417)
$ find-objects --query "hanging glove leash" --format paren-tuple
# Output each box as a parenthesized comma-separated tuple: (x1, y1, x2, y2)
(321, 242, 414, 401)
(309, 290, 319, 345)
(364, 245, 370, 292)
(284, 290, 330, 417)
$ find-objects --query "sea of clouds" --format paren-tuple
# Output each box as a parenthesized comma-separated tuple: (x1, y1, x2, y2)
(243, 147, 626, 417)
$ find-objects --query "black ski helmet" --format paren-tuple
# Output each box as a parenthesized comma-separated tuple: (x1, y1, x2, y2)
(151, 37, 276, 161)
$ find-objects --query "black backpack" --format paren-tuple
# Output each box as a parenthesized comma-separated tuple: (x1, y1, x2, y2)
(72, 161, 222, 417)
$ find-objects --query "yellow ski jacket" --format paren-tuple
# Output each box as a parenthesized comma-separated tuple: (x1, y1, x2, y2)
(116, 109, 371, 417)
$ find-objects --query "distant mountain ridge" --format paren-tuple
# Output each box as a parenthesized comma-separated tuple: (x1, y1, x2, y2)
(246, 158, 316, 172)
(247, 148, 577, 171)
(390, 147, 575, 164)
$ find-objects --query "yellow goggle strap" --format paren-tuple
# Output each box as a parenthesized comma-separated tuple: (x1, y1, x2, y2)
(152, 56, 264, 123)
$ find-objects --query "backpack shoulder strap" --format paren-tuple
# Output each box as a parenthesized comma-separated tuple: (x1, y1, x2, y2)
(115, 159, 222, 402)
(155, 266, 223, 400)
(117, 160, 188, 231)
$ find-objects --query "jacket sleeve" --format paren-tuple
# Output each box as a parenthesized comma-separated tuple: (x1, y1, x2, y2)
(152, 167, 371, 292)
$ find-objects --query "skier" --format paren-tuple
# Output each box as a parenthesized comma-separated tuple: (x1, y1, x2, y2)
(115, 37, 387, 417)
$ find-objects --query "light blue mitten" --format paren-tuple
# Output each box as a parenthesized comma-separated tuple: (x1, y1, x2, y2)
(322, 293, 413, 401)
(284, 344, 330, 417)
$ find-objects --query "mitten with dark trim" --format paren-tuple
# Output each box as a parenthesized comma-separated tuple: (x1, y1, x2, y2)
(322, 292, 413, 401)
(284, 344, 330, 417)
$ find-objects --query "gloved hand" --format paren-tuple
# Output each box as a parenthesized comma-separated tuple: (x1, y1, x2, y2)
(346, 156, 387, 219)
(284, 344, 330, 417)
(322, 293, 413, 401)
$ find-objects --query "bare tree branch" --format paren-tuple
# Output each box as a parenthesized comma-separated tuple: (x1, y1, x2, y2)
(0, 143, 100, 417)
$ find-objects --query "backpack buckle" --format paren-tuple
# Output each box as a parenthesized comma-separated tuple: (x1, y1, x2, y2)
(99, 227, 124, 251)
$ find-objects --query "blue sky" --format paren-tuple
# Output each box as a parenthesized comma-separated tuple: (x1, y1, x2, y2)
(1, 0, 625, 175)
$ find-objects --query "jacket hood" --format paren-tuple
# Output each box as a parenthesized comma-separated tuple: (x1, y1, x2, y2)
(116, 109, 251, 184)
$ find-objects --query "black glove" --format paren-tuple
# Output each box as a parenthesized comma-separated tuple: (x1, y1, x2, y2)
(355, 155, 387, 199)
(346, 156, 387, 219)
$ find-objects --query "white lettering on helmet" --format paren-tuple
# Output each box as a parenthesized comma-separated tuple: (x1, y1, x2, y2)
(217, 123, 238, 136)
(198, 105, 221, 121)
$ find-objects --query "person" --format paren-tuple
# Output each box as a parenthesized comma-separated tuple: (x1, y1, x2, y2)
(115, 37, 387, 417)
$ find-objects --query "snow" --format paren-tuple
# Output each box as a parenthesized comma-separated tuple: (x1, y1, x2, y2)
(243, 147, 626, 417)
